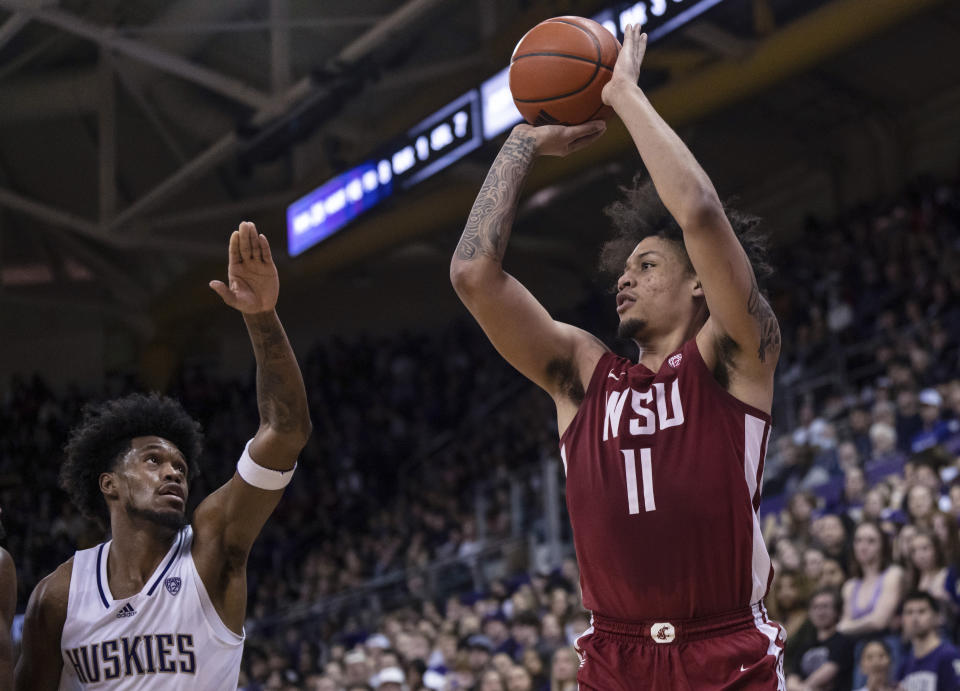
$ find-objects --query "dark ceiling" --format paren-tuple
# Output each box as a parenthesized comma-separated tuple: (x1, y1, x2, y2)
(0, 0, 957, 342)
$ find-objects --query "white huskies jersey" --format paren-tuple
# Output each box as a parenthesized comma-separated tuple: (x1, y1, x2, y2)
(59, 525, 244, 690)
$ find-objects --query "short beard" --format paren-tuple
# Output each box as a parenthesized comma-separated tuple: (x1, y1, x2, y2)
(617, 318, 646, 340)
(125, 502, 185, 533)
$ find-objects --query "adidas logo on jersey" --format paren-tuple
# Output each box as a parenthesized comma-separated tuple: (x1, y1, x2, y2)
(668, 353, 683, 369)
(116, 603, 137, 618)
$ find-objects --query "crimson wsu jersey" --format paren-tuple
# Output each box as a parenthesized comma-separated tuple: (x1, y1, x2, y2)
(560, 337, 773, 621)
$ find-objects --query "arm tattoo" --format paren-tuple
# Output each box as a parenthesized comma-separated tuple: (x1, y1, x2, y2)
(244, 312, 310, 435)
(746, 277, 781, 364)
(455, 131, 536, 263)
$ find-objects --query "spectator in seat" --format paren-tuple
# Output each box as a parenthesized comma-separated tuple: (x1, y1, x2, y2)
(912, 389, 951, 453)
(908, 530, 951, 612)
(814, 513, 851, 567)
(853, 639, 897, 691)
(549, 647, 579, 691)
(897, 591, 960, 690)
(867, 423, 902, 472)
(897, 389, 924, 453)
(477, 669, 505, 691)
(906, 484, 939, 531)
(820, 557, 847, 590)
(838, 521, 905, 687)
(786, 588, 854, 691)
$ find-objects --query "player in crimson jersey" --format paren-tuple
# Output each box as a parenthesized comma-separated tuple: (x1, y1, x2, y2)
(450, 25, 784, 690)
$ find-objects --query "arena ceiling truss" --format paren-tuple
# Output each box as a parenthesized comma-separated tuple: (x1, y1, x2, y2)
(0, 0, 956, 335)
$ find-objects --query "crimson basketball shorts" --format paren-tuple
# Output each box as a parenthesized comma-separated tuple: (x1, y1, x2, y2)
(574, 602, 786, 690)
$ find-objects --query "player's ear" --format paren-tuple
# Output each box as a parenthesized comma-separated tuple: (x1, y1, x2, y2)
(99, 471, 120, 501)
(691, 275, 704, 298)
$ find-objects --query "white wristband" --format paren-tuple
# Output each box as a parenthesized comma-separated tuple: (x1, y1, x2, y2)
(236, 439, 297, 490)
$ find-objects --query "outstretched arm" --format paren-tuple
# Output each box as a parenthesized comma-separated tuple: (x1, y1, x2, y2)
(450, 123, 608, 401)
(193, 221, 312, 632)
(602, 25, 780, 370)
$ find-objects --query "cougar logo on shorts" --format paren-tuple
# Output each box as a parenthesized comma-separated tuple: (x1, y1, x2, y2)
(651, 623, 675, 643)
(668, 353, 682, 368)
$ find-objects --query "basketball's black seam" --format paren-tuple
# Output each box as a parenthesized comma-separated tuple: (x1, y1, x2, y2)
(511, 18, 606, 104)
(511, 51, 615, 71)
(548, 18, 603, 62)
(511, 55, 602, 103)
(548, 17, 618, 73)
(512, 60, 611, 103)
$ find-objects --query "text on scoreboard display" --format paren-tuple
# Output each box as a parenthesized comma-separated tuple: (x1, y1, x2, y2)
(481, 0, 728, 139)
(287, 91, 481, 256)
(288, 0, 726, 256)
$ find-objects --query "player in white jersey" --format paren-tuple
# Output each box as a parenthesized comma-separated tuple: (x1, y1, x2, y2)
(14, 222, 312, 690)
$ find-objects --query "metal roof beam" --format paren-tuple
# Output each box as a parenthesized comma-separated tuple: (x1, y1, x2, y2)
(683, 21, 754, 58)
(42, 228, 150, 306)
(114, 16, 381, 36)
(0, 67, 97, 123)
(0, 31, 59, 81)
(113, 60, 188, 164)
(276, 0, 950, 283)
(144, 193, 292, 230)
(98, 47, 117, 222)
(364, 54, 486, 92)
(270, 0, 290, 94)
(0, 186, 107, 242)
(0, 11, 29, 50)
(0, 2, 272, 109)
(108, 0, 450, 230)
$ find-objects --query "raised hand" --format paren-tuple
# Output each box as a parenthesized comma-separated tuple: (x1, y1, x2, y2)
(602, 24, 647, 105)
(209, 221, 279, 314)
(515, 120, 607, 158)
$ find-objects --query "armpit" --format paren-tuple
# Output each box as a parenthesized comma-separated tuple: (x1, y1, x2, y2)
(712, 333, 739, 391)
(545, 358, 585, 405)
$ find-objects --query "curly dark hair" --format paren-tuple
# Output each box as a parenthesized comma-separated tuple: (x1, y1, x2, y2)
(60, 393, 203, 524)
(599, 175, 772, 283)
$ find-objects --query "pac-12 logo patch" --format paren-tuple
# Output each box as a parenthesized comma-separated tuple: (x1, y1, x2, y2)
(165, 577, 182, 596)
(668, 353, 683, 369)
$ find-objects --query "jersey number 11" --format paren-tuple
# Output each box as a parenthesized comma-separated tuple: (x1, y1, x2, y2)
(621, 449, 655, 513)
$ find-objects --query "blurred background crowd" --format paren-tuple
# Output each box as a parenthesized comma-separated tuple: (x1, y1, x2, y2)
(0, 0, 957, 688)
(1, 170, 959, 690)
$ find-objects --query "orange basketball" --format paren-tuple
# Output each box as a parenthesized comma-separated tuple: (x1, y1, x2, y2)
(509, 16, 621, 126)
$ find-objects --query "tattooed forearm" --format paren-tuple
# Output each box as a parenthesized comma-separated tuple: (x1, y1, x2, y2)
(747, 278, 781, 364)
(455, 130, 537, 263)
(244, 311, 311, 437)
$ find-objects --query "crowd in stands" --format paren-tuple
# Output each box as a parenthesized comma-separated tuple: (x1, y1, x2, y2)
(749, 173, 960, 690)
(0, 324, 551, 612)
(1, 172, 959, 689)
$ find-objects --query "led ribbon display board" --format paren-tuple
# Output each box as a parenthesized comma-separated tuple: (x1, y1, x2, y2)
(288, 0, 726, 256)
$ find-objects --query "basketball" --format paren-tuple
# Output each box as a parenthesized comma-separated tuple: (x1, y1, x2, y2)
(509, 16, 621, 127)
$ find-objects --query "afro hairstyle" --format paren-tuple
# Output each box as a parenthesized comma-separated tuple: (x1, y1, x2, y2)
(599, 175, 772, 284)
(60, 393, 203, 524)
